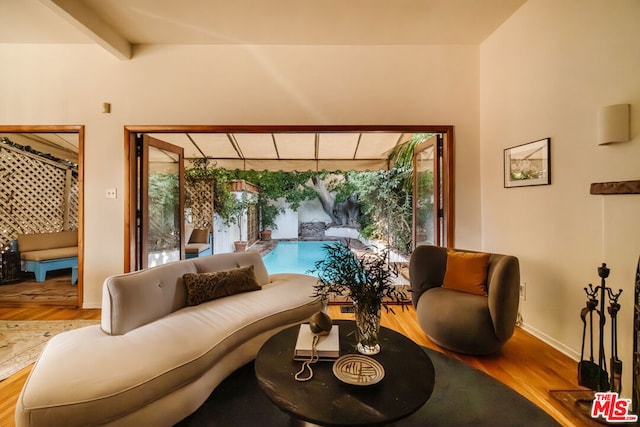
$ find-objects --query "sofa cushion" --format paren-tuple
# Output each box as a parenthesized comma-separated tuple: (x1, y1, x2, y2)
(183, 265, 261, 306)
(442, 250, 490, 296)
(189, 229, 209, 244)
(20, 247, 78, 261)
(185, 243, 210, 254)
(17, 231, 78, 253)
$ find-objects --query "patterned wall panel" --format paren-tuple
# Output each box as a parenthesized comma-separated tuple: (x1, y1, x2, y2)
(0, 143, 78, 248)
(247, 204, 259, 244)
(185, 179, 214, 230)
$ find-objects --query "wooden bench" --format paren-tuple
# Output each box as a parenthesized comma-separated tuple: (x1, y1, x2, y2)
(17, 231, 78, 283)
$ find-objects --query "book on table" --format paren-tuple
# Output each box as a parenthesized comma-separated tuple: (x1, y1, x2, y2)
(293, 323, 340, 361)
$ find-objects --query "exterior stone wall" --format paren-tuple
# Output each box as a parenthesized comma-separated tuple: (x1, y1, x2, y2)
(299, 222, 327, 240)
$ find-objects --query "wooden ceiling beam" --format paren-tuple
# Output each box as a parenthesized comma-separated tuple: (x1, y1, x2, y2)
(38, 0, 132, 60)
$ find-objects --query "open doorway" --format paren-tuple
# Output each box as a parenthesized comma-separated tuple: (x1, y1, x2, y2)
(0, 125, 84, 307)
(124, 125, 453, 272)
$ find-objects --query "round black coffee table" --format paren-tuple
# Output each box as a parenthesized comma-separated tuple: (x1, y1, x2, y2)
(255, 320, 435, 426)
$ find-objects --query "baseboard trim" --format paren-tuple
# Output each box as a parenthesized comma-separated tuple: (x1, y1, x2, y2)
(82, 302, 101, 309)
(520, 322, 580, 362)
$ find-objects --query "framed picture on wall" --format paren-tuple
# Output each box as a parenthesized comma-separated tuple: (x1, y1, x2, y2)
(504, 138, 551, 188)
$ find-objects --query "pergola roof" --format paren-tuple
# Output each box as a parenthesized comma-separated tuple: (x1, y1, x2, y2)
(152, 131, 416, 171)
(0, 133, 79, 164)
(1, 129, 433, 172)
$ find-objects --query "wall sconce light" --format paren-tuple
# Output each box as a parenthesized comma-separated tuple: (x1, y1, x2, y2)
(597, 104, 630, 145)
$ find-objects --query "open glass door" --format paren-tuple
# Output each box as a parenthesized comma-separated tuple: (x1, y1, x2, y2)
(136, 135, 184, 270)
(413, 133, 452, 248)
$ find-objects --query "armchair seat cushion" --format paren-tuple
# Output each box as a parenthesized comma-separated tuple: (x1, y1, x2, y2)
(416, 287, 500, 354)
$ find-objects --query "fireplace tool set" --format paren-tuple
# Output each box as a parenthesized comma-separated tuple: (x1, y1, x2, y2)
(579, 263, 623, 393)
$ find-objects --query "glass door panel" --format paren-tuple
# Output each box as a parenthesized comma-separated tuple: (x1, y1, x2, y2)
(414, 141, 436, 247)
(140, 135, 184, 269)
(414, 132, 452, 248)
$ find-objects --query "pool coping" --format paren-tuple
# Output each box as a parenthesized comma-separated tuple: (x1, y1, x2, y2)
(250, 238, 344, 258)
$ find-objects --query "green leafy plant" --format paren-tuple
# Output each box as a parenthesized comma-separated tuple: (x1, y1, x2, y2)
(309, 240, 407, 313)
(185, 162, 236, 221)
(187, 167, 319, 228)
(222, 190, 253, 242)
(147, 172, 180, 252)
(233, 170, 319, 232)
(233, 170, 318, 210)
(346, 168, 413, 254)
(185, 153, 425, 256)
(257, 196, 280, 231)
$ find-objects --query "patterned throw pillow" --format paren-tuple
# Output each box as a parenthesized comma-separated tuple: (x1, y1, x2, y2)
(183, 265, 262, 306)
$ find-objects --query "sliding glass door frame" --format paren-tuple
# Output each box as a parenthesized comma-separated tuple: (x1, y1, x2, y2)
(126, 131, 184, 271)
(413, 128, 454, 248)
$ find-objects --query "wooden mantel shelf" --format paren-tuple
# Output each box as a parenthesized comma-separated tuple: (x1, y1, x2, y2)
(590, 180, 640, 195)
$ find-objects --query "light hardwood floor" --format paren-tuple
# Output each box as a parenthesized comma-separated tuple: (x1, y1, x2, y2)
(0, 272, 77, 307)
(0, 305, 595, 426)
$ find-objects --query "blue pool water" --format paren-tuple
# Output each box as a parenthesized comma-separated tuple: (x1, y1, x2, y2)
(262, 241, 337, 276)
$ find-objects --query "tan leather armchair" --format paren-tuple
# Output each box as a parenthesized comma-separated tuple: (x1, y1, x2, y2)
(409, 245, 520, 355)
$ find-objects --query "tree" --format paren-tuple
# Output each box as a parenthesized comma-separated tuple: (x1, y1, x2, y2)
(313, 174, 359, 225)
(185, 164, 322, 230)
(347, 168, 413, 254)
(223, 190, 253, 242)
(184, 133, 433, 255)
(256, 196, 280, 231)
(233, 170, 318, 229)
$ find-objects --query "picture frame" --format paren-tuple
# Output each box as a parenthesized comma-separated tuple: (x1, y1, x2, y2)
(504, 138, 551, 188)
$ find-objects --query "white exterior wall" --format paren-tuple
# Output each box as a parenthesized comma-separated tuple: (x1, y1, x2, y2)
(269, 198, 298, 239)
(212, 213, 238, 254)
(297, 199, 332, 224)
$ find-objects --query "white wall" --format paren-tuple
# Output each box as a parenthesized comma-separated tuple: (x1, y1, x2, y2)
(480, 0, 640, 395)
(297, 199, 332, 224)
(0, 43, 481, 308)
(212, 213, 238, 254)
(271, 198, 298, 240)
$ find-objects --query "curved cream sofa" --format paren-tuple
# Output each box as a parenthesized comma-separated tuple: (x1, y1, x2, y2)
(15, 251, 323, 427)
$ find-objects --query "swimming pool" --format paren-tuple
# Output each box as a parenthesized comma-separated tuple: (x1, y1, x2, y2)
(262, 241, 338, 276)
